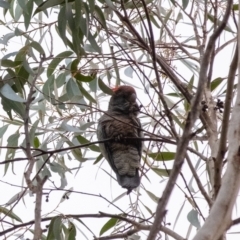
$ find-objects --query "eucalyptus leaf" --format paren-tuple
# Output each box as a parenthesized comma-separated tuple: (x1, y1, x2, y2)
(46, 216, 62, 240)
(75, 135, 100, 152)
(47, 51, 73, 77)
(187, 209, 200, 229)
(0, 59, 22, 68)
(0, 84, 25, 102)
(53, 216, 63, 239)
(34, 0, 64, 15)
(100, 217, 119, 236)
(29, 120, 40, 147)
(145, 190, 159, 203)
(1, 32, 15, 45)
(0, 0, 10, 9)
(67, 222, 77, 240)
(76, 82, 97, 103)
(58, 5, 67, 45)
(124, 66, 134, 78)
(5, 190, 29, 206)
(148, 152, 175, 161)
(94, 5, 107, 29)
(66, 78, 82, 98)
(5, 132, 20, 170)
(0, 124, 9, 138)
(0, 206, 22, 222)
(211, 77, 224, 91)
(182, 0, 189, 9)
(22, 0, 33, 30)
(1, 95, 25, 119)
(98, 78, 113, 95)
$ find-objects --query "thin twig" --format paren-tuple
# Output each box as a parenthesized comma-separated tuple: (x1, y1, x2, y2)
(185, 154, 212, 206)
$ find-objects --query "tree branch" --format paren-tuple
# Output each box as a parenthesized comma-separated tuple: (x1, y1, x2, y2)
(214, 45, 238, 198)
(185, 154, 212, 206)
(147, 1, 233, 239)
(0, 212, 185, 240)
(0, 136, 208, 165)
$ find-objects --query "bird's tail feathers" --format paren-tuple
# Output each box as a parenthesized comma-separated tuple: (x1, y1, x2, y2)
(116, 171, 140, 194)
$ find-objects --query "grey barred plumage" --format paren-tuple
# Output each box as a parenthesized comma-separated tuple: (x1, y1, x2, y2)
(97, 86, 143, 194)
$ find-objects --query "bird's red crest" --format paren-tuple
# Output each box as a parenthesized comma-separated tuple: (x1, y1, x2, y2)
(112, 85, 136, 94)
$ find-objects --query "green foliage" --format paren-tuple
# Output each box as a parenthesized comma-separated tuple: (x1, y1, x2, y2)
(187, 209, 200, 229)
(0, 206, 22, 222)
(0, 0, 237, 239)
(148, 152, 175, 161)
(46, 216, 77, 240)
(211, 77, 224, 91)
(100, 217, 119, 236)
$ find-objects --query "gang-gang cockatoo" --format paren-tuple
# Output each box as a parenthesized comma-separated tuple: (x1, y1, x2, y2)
(97, 85, 143, 194)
